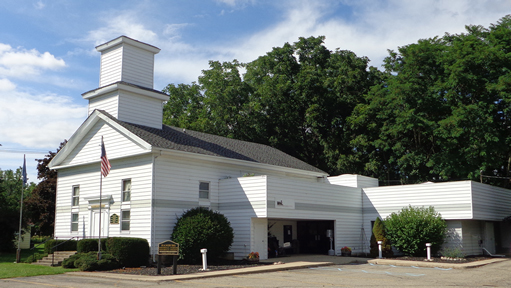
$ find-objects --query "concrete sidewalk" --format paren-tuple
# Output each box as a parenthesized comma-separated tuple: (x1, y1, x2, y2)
(368, 257, 509, 269)
(65, 255, 508, 282)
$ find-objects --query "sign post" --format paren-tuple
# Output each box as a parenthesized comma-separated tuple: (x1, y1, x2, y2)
(157, 240, 179, 275)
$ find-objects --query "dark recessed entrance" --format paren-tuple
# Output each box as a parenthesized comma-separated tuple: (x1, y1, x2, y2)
(297, 220, 334, 254)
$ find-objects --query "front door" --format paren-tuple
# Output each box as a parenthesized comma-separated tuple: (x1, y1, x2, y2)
(90, 210, 108, 238)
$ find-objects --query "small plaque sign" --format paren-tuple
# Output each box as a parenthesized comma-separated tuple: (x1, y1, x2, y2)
(158, 240, 179, 255)
(110, 214, 119, 224)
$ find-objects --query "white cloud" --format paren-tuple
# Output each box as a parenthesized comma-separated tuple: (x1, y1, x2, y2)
(0, 87, 87, 148)
(84, 11, 158, 46)
(34, 0, 45, 10)
(0, 78, 16, 91)
(0, 43, 66, 79)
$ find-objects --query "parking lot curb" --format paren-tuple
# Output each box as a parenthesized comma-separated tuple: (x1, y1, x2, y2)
(367, 258, 509, 269)
(66, 261, 334, 282)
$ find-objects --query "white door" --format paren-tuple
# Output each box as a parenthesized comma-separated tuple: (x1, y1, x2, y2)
(90, 210, 108, 238)
(484, 222, 495, 254)
(252, 218, 268, 259)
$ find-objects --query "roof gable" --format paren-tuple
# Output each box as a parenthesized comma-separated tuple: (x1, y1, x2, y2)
(48, 110, 151, 169)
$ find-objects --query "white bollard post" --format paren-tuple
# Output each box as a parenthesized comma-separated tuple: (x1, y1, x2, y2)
(377, 241, 383, 259)
(426, 243, 432, 261)
(201, 248, 208, 270)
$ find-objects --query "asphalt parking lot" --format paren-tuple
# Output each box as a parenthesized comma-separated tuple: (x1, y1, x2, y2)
(2, 259, 510, 288)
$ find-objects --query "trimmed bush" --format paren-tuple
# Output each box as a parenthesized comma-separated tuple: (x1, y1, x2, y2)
(105, 237, 149, 267)
(384, 206, 447, 256)
(171, 207, 234, 264)
(44, 239, 77, 254)
(370, 217, 393, 258)
(61, 253, 82, 268)
(24, 252, 48, 263)
(77, 239, 106, 253)
(73, 252, 119, 271)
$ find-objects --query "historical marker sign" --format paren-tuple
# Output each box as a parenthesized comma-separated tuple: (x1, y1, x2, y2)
(158, 240, 179, 255)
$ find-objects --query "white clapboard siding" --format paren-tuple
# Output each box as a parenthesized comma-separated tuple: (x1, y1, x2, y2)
(54, 154, 153, 243)
(99, 46, 123, 87)
(121, 44, 155, 88)
(362, 181, 474, 250)
(88, 92, 119, 117)
(99, 42, 156, 89)
(461, 220, 483, 255)
(117, 90, 163, 129)
(152, 154, 275, 256)
(219, 176, 267, 259)
(327, 174, 379, 188)
(471, 182, 511, 220)
(61, 121, 148, 166)
(266, 176, 363, 255)
(444, 220, 463, 249)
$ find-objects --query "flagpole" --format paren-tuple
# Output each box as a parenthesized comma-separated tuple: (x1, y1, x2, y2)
(98, 166, 102, 260)
(16, 155, 26, 263)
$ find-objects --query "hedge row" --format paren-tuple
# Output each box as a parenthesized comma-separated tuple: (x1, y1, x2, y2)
(45, 237, 149, 268)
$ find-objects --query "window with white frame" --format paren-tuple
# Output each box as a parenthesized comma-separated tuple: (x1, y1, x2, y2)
(72, 186, 79, 206)
(121, 210, 130, 231)
(199, 182, 209, 199)
(71, 213, 79, 232)
(122, 179, 131, 202)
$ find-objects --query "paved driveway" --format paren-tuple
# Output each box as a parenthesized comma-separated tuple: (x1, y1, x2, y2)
(1, 259, 510, 287)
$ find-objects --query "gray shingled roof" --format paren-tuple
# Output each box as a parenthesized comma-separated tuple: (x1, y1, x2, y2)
(99, 110, 326, 174)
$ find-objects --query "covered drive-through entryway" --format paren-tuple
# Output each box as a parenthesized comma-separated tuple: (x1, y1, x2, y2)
(267, 219, 335, 257)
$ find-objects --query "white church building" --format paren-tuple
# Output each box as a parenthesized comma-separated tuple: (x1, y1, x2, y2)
(48, 36, 511, 259)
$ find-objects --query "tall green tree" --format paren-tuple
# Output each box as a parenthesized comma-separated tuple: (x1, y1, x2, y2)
(25, 141, 67, 236)
(0, 168, 34, 252)
(349, 15, 511, 186)
(163, 36, 381, 174)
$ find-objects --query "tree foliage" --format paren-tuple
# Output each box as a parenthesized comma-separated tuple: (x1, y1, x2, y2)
(0, 168, 35, 252)
(25, 141, 66, 236)
(163, 36, 381, 175)
(349, 15, 511, 186)
(370, 217, 393, 258)
(163, 16, 511, 187)
(384, 206, 447, 256)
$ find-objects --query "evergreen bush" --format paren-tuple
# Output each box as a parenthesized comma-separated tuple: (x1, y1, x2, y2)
(171, 207, 234, 264)
(369, 217, 393, 258)
(105, 237, 150, 267)
(44, 239, 77, 254)
(61, 253, 82, 268)
(72, 252, 119, 271)
(77, 239, 106, 253)
(384, 206, 447, 256)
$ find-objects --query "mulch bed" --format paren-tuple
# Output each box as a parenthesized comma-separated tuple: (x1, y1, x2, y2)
(390, 255, 492, 263)
(108, 260, 271, 276)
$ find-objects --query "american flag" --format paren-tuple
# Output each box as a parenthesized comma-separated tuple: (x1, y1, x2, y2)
(101, 137, 111, 177)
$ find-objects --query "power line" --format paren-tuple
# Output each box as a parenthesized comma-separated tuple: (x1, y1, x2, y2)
(0, 148, 49, 155)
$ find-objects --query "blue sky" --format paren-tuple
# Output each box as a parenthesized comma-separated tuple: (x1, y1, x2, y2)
(0, 0, 509, 184)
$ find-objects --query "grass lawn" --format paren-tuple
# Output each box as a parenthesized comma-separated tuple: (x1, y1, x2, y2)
(0, 248, 78, 279)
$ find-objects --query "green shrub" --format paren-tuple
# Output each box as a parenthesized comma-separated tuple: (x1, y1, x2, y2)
(73, 252, 119, 271)
(24, 252, 47, 263)
(77, 239, 106, 253)
(171, 207, 234, 264)
(61, 253, 82, 268)
(441, 247, 465, 258)
(384, 206, 447, 257)
(370, 217, 393, 258)
(105, 237, 149, 267)
(44, 239, 77, 254)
